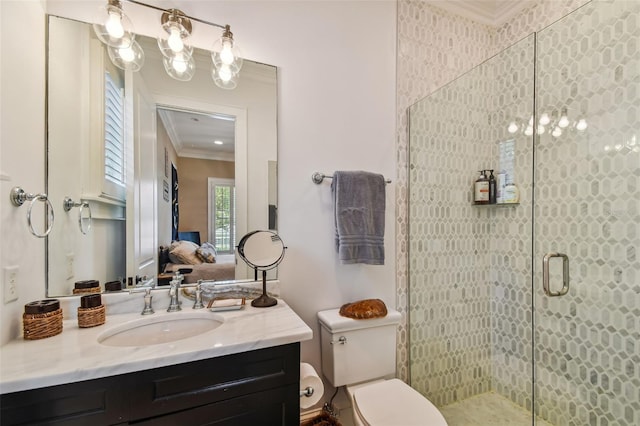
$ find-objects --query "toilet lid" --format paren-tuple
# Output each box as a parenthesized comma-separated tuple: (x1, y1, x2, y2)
(353, 379, 448, 426)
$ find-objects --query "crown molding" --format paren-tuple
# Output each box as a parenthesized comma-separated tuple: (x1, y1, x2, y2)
(425, 0, 538, 27)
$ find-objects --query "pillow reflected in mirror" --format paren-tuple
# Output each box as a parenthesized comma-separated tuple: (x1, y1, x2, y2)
(169, 240, 203, 265)
(196, 242, 217, 263)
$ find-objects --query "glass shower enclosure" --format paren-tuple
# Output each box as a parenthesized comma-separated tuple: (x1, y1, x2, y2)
(408, 1, 639, 425)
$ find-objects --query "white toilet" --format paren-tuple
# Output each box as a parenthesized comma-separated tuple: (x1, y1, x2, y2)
(318, 308, 448, 426)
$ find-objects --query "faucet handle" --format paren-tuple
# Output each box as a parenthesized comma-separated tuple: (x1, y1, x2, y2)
(167, 279, 182, 312)
(172, 270, 184, 284)
(193, 280, 205, 309)
(141, 287, 154, 315)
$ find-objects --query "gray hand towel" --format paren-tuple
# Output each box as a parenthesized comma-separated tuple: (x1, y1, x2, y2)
(332, 171, 386, 265)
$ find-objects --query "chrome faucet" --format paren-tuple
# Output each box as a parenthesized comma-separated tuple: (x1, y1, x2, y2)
(192, 280, 205, 310)
(129, 277, 155, 315)
(167, 272, 184, 312)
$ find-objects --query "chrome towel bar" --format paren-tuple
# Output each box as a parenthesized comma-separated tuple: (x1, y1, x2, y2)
(311, 171, 391, 184)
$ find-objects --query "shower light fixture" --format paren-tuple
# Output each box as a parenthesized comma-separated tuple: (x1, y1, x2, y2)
(93, 0, 243, 89)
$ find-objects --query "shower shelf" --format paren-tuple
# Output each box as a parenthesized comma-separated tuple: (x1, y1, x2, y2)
(472, 203, 519, 207)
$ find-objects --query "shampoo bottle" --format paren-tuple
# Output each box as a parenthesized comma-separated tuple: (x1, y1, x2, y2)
(496, 172, 506, 204)
(474, 170, 490, 204)
(488, 170, 496, 204)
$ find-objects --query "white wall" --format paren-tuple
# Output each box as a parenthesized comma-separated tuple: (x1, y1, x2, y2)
(1, 0, 47, 343)
(1, 0, 397, 407)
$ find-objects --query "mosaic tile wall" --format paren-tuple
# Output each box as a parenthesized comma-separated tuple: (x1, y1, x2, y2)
(408, 60, 495, 406)
(396, 0, 495, 383)
(533, 1, 640, 424)
(487, 35, 536, 412)
(402, 0, 639, 424)
(396, 0, 589, 383)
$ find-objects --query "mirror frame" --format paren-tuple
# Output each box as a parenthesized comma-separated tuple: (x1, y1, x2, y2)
(45, 14, 279, 297)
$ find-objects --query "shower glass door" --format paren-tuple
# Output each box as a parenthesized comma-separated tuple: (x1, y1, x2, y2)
(408, 34, 537, 425)
(533, 1, 640, 425)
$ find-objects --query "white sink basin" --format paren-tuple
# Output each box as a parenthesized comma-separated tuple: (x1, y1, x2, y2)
(97, 312, 224, 347)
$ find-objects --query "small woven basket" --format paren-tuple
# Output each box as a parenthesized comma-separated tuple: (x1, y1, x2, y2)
(73, 280, 101, 295)
(301, 413, 342, 426)
(72, 286, 101, 295)
(23, 308, 63, 340)
(78, 305, 106, 328)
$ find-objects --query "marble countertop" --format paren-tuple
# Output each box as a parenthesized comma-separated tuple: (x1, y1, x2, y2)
(0, 293, 312, 394)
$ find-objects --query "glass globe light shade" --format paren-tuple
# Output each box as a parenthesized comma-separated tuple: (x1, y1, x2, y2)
(211, 25, 243, 74)
(158, 20, 193, 59)
(507, 122, 519, 134)
(539, 113, 551, 125)
(212, 65, 238, 90)
(575, 118, 588, 131)
(93, 0, 134, 48)
(558, 115, 570, 128)
(107, 38, 144, 71)
(163, 52, 195, 81)
(551, 127, 562, 138)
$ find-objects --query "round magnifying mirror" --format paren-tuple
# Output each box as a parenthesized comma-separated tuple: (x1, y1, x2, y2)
(237, 231, 285, 307)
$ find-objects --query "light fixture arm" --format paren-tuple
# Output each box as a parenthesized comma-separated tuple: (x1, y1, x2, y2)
(160, 8, 193, 35)
(125, 0, 227, 30)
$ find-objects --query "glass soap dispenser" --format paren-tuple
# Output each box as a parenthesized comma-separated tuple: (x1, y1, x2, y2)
(474, 170, 490, 204)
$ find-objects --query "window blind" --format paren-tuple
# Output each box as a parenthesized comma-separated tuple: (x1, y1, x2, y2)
(104, 71, 125, 187)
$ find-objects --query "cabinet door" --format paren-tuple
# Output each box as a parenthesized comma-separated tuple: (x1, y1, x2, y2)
(129, 343, 300, 421)
(132, 383, 299, 425)
(0, 375, 128, 425)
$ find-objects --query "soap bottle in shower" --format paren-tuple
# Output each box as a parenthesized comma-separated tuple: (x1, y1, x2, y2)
(474, 170, 490, 204)
(488, 170, 497, 204)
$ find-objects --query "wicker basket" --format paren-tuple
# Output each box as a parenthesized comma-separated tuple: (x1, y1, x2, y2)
(72, 286, 101, 295)
(73, 280, 101, 295)
(23, 308, 63, 340)
(301, 412, 342, 426)
(78, 305, 106, 328)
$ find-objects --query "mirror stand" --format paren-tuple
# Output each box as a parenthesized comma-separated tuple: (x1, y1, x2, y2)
(237, 230, 285, 308)
(251, 269, 277, 308)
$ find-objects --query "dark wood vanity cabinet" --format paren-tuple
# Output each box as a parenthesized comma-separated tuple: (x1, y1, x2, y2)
(0, 343, 300, 425)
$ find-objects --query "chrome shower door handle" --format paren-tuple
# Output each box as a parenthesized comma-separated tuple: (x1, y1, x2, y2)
(542, 252, 570, 297)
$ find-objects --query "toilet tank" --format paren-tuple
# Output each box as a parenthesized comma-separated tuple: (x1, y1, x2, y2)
(318, 308, 402, 387)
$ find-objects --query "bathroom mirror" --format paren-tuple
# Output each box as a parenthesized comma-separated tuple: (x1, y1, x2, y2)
(46, 15, 278, 296)
(237, 230, 285, 307)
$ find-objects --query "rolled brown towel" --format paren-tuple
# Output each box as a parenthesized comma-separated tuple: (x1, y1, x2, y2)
(339, 299, 387, 319)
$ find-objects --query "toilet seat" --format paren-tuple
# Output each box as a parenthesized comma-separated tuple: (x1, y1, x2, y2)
(352, 379, 448, 426)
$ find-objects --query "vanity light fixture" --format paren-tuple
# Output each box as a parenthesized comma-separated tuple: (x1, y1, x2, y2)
(507, 108, 587, 138)
(212, 64, 239, 90)
(157, 9, 194, 60)
(211, 25, 243, 89)
(107, 37, 145, 71)
(162, 51, 196, 81)
(93, 0, 135, 48)
(93, 0, 243, 89)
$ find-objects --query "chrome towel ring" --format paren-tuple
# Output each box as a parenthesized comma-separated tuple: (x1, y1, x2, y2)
(63, 197, 92, 235)
(10, 186, 54, 238)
